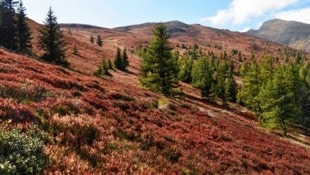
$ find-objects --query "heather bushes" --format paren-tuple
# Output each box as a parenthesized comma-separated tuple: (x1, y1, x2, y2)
(0, 99, 37, 123)
(0, 127, 48, 174)
(0, 83, 50, 103)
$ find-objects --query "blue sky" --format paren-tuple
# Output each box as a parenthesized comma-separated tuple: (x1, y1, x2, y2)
(22, 0, 310, 31)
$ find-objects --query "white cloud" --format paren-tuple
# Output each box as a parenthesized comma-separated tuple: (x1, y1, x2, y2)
(274, 8, 310, 24)
(201, 0, 298, 26)
(240, 27, 251, 32)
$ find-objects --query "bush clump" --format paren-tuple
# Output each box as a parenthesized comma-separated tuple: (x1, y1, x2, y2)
(0, 128, 48, 175)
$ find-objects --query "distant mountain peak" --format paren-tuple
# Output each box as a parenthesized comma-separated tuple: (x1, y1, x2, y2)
(246, 19, 310, 52)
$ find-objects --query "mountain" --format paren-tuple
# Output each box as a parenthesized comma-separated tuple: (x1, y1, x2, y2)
(115, 21, 199, 37)
(246, 19, 310, 52)
(59, 20, 308, 76)
(1, 18, 309, 174)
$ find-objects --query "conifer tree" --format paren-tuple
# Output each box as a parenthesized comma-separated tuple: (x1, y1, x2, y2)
(178, 56, 193, 83)
(191, 56, 212, 97)
(96, 35, 102, 46)
(215, 61, 229, 103)
(258, 67, 298, 135)
(237, 61, 261, 112)
(140, 23, 178, 95)
(238, 61, 249, 77)
(94, 59, 110, 77)
(107, 59, 113, 69)
(90, 34, 94, 43)
(38, 7, 68, 67)
(16, 0, 31, 53)
(122, 48, 129, 70)
(114, 47, 123, 69)
(224, 74, 237, 103)
(0, 0, 18, 49)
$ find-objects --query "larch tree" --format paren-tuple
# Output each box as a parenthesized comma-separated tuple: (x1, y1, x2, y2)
(178, 56, 193, 83)
(258, 67, 298, 135)
(191, 56, 212, 98)
(38, 7, 68, 67)
(140, 23, 178, 95)
(237, 61, 261, 113)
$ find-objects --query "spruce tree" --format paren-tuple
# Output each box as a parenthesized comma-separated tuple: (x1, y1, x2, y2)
(122, 48, 129, 70)
(38, 7, 68, 67)
(114, 47, 123, 69)
(16, 0, 31, 53)
(0, 0, 18, 49)
(90, 34, 94, 43)
(140, 23, 178, 95)
(96, 35, 102, 46)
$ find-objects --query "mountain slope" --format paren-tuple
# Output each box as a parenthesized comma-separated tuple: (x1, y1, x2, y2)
(247, 19, 310, 52)
(1, 19, 309, 174)
(1, 46, 309, 174)
(59, 20, 309, 77)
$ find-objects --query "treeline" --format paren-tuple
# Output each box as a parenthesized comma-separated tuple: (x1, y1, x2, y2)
(139, 23, 237, 102)
(178, 53, 237, 103)
(0, 0, 68, 67)
(237, 56, 310, 135)
(140, 23, 309, 135)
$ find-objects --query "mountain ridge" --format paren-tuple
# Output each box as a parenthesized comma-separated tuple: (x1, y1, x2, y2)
(246, 19, 310, 52)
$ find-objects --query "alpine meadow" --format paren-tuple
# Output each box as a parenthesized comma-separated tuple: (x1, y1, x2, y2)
(0, 0, 309, 174)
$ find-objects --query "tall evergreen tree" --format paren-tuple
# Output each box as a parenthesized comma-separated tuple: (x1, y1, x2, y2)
(96, 35, 102, 46)
(237, 61, 261, 113)
(122, 48, 129, 69)
(114, 47, 129, 71)
(16, 0, 31, 53)
(0, 0, 18, 49)
(90, 34, 94, 43)
(258, 67, 298, 135)
(140, 23, 178, 95)
(38, 7, 68, 67)
(225, 75, 237, 102)
(114, 47, 123, 69)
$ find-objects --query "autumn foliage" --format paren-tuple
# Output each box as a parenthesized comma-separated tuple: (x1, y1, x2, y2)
(0, 47, 309, 174)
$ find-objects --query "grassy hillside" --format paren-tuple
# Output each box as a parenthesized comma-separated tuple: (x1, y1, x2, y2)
(0, 19, 309, 174)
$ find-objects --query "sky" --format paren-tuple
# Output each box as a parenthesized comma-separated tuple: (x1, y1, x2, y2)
(22, 0, 310, 31)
